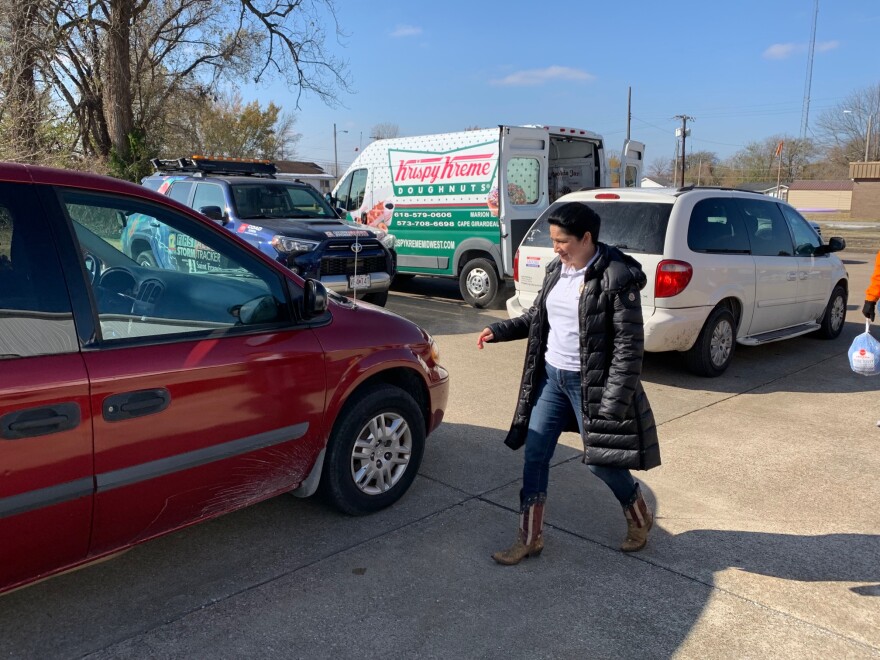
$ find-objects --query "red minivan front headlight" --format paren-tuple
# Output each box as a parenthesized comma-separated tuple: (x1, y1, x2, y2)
(655, 260, 693, 298)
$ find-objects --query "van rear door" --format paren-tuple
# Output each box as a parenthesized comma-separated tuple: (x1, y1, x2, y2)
(499, 126, 550, 276)
(621, 140, 645, 187)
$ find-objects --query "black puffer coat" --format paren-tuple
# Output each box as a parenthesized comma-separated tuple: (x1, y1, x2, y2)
(488, 243, 660, 470)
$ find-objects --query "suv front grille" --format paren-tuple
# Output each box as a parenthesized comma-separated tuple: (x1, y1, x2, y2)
(321, 255, 387, 276)
(320, 239, 388, 276)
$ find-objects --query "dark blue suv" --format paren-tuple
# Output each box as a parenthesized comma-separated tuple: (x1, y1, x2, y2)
(138, 158, 396, 305)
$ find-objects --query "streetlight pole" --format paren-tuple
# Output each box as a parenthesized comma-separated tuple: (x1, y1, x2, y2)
(333, 123, 349, 179)
(844, 109, 876, 162)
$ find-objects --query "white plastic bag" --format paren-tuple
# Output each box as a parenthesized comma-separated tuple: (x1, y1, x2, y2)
(849, 320, 880, 376)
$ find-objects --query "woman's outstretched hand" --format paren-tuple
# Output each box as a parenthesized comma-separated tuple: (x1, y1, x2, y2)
(477, 327, 494, 349)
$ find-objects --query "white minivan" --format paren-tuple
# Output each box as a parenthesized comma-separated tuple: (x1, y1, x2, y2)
(507, 187, 848, 376)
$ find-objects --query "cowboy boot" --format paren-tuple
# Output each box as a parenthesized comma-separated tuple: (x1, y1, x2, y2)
(621, 484, 653, 553)
(492, 494, 546, 565)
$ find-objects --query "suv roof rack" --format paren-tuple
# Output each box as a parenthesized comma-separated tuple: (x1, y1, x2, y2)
(151, 156, 277, 178)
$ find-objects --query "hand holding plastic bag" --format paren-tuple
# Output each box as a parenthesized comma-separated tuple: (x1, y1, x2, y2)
(849, 321, 880, 376)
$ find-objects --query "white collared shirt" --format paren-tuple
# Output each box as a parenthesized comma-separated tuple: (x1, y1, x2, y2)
(544, 255, 597, 372)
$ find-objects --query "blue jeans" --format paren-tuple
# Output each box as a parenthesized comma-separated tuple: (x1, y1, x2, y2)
(522, 362, 638, 505)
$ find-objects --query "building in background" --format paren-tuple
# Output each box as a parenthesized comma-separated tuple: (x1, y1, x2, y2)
(275, 161, 335, 194)
(849, 162, 880, 221)
(787, 180, 853, 215)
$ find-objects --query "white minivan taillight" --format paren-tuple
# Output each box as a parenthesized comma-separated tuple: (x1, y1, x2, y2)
(655, 260, 693, 298)
(513, 249, 520, 282)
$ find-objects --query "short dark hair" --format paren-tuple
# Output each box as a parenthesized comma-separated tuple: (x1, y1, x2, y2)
(547, 202, 600, 242)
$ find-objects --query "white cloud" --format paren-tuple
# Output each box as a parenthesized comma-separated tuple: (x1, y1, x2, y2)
(763, 43, 799, 59)
(763, 40, 840, 59)
(390, 25, 422, 37)
(491, 65, 595, 87)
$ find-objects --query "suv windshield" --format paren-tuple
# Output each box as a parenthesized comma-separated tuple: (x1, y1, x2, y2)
(230, 183, 336, 220)
(523, 201, 672, 255)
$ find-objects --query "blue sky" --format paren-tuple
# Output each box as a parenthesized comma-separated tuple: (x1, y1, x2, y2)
(240, 0, 879, 172)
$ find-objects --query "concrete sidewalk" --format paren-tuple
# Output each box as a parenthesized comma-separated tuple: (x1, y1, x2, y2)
(2, 257, 879, 659)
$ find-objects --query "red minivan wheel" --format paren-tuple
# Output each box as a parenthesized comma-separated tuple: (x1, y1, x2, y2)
(320, 384, 425, 515)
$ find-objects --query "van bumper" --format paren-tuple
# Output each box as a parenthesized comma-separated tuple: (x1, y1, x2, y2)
(506, 292, 533, 318)
(643, 306, 710, 352)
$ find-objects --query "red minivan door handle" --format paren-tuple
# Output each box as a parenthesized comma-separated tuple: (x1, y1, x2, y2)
(103, 388, 171, 422)
(1, 403, 81, 440)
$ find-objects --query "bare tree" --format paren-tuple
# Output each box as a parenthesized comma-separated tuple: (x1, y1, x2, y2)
(8, 0, 350, 177)
(160, 91, 300, 159)
(814, 82, 880, 165)
(684, 150, 720, 186)
(720, 135, 815, 185)
(370, 122, 399, 140)
(1, 0, 43, 161)
(647, 157, 672, 179)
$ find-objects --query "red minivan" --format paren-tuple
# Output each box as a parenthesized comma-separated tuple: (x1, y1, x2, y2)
(0, 163, 448, 595)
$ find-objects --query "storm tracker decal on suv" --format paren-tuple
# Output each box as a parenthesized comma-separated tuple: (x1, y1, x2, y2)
(507, 187, 848, 377)
(139, 157, 397, 306)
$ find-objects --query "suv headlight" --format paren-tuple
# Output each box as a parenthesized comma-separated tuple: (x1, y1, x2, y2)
(271, 236, 318, 254)
(377, 231, 396, 250)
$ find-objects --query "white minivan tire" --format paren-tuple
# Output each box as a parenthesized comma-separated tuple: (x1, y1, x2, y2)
(685, 307, 736, 377)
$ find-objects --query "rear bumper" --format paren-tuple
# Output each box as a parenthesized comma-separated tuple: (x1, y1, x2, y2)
(643, 306, 710, 352)
(510, 292, 710, 353)
(506, 292, 532, 318)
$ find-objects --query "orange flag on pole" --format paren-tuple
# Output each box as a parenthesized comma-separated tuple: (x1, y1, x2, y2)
(775, 140, 784, 157)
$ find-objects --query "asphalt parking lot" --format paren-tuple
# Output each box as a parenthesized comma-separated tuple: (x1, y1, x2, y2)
(2, 256, 880, 659)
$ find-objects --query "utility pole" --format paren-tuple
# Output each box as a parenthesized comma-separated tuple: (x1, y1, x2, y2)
(674, 115, 694, 187)
(626, 86, 631, 141)
(672, 139, 680, 187)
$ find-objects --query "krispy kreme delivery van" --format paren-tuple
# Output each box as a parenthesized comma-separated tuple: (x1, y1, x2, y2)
(331, 125, 644, 307)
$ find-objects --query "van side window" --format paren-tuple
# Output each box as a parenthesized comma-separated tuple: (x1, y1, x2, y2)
(687, 199, 750, 253)
(347, 169, 368, 211)
(624, 165, 638, 188)
(0, 184, 78, 358)
(335, 172, 353, 210)
(779, 204, 821, 256)
(737, 199, 794, 257)
(506, 158, 540, 205)
(61, 190, 291, 343)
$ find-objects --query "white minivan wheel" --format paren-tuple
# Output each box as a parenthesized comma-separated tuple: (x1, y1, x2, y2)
(686, 307, 736, 377)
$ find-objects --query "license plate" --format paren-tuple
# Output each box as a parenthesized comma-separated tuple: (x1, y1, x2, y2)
(349, 274, 371, 289)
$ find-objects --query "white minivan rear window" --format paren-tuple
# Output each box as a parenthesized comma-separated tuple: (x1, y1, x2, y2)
(522, 201, 671, 255)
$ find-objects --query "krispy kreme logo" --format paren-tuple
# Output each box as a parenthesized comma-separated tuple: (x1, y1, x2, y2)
(391, 145, 496, 184)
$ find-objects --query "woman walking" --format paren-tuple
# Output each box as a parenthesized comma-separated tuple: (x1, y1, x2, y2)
(477, 202, 660, 565)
